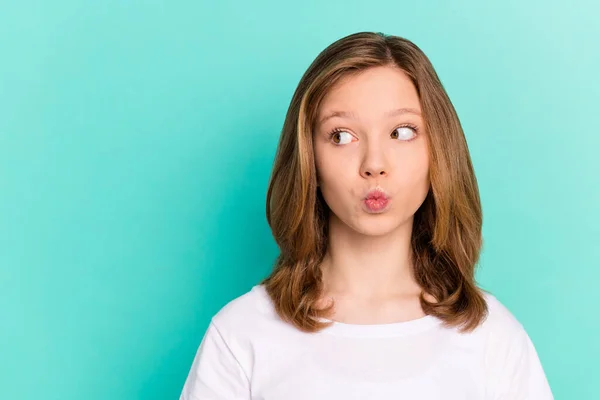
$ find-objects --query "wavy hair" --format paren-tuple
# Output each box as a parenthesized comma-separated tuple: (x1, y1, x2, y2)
(261, 31, 488, 333)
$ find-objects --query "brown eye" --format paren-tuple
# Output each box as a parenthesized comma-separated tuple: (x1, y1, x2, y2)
(391, 126, 416, 141)
(329, 130, 353, 145)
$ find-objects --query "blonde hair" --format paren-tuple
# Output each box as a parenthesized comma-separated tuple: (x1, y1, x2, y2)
(262, 31, 487, 333)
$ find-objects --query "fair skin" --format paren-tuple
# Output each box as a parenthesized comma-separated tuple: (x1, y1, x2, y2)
(313, 65, 432, 325)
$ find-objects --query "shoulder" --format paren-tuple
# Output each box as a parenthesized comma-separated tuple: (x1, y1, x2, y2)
(445, 290, 528, 353)
(472, 290, 534, 355)
(476, 291, 540, 371)
(209, 284, 293, 343)
(197, 284, 282, 378)
(474, 292, 554, 398)
(479, 290, 525, 335)
(180, 287, 273, 397)
(211, 284, 274, 330)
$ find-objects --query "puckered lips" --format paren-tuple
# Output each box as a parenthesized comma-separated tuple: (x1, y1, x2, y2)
(362, 188, 390, 213)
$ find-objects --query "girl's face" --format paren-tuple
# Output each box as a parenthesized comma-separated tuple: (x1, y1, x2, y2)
(313, 65, 430, 236)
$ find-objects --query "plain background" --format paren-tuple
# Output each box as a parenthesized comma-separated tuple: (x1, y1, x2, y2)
(1, 1, 598, 399)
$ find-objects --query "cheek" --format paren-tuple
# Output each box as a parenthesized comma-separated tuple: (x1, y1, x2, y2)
(401, 155, 429, 184)
(317, 161, 354, 197)
(314, 146, 353, 185)
(314, 152, 356, 210)
(393, 152, 430, 204)
(399, 140, 429, 179)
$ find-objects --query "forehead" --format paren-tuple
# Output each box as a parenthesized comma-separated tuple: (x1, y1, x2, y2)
(317, 66, 421, 123)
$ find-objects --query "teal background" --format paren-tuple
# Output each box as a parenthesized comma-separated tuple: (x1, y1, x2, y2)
(1, 0, 598, 398)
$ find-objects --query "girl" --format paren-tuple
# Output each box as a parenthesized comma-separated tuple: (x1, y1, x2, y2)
(180, 31, 553, 399)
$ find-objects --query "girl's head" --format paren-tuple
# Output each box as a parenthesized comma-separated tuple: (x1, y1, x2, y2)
(314, 64, 430, 238)
(263, 32, 487, 332)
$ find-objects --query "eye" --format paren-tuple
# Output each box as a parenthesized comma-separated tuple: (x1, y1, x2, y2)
(391, 125, 418, 141)
(328, 129, 354, 145)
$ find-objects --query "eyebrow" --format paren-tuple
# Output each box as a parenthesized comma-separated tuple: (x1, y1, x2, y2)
(318, 107, 422, 125)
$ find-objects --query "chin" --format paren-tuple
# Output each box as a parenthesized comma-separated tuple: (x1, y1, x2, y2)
(351, 217, 404, 237)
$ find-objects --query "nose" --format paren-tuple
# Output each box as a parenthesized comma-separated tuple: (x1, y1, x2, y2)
(360, 140, 388, 178)
(362, 166, 387, 177)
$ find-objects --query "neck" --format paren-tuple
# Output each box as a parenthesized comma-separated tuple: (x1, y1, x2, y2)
(320, 213, 421, 299)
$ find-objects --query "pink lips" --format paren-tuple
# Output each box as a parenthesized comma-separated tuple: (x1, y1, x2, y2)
(363, 189, 390, 213)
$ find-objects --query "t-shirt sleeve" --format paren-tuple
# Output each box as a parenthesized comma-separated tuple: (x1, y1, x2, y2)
(484, 321, 554, 399)
(179, 320, 251, 400)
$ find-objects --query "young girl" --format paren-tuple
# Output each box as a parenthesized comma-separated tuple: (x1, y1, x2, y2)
(179, 31, 553, 399)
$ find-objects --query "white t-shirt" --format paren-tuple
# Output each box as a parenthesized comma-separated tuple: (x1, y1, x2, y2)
(179, 284, 553, 400)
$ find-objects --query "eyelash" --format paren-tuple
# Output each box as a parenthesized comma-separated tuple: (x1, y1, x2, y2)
(326, 123, 419, 144)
